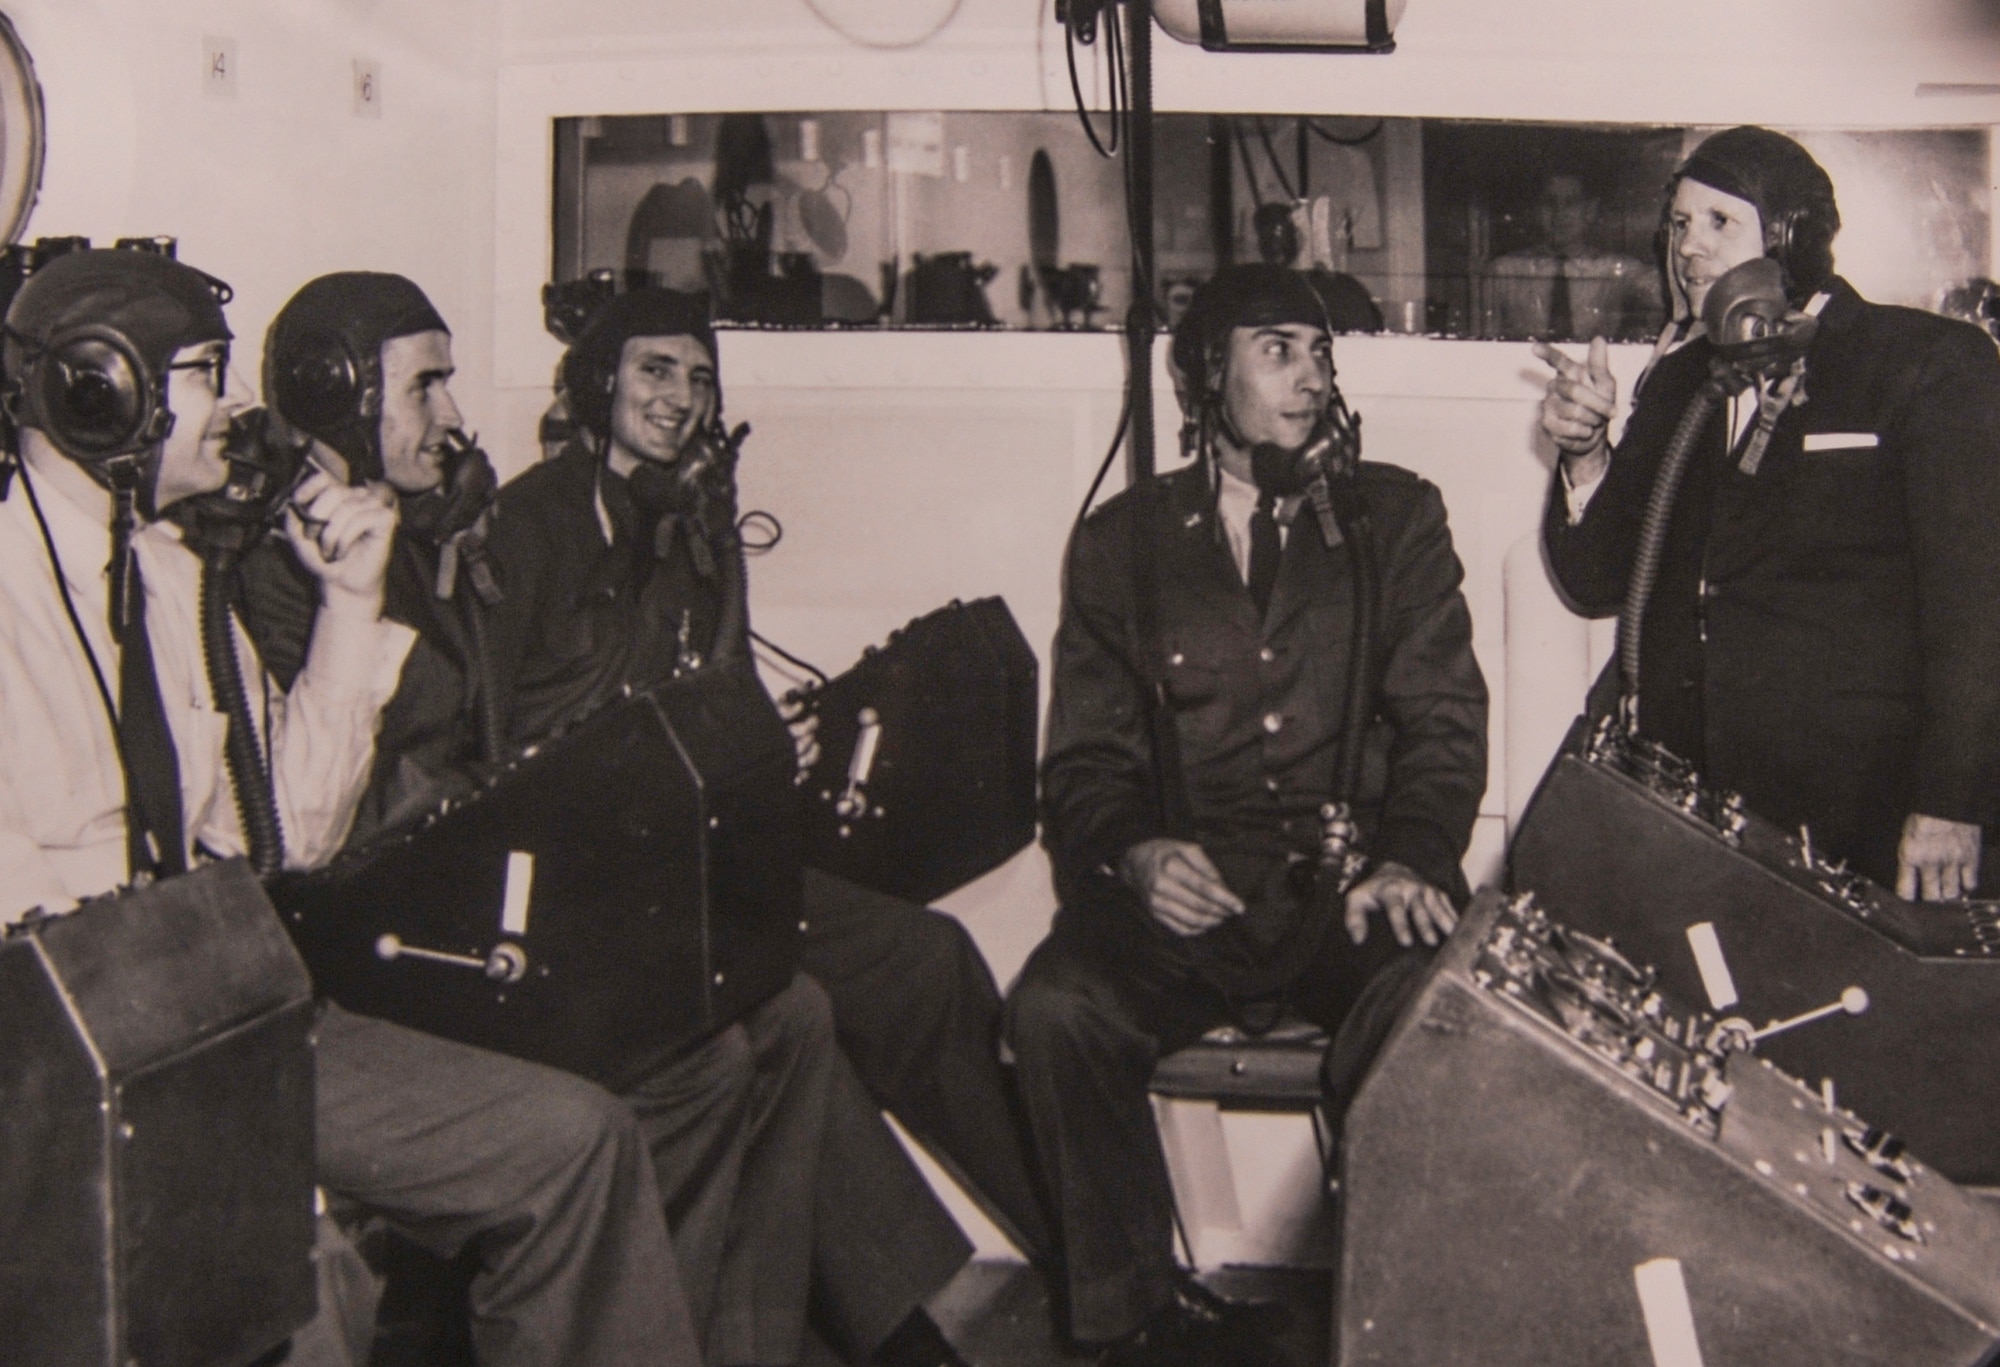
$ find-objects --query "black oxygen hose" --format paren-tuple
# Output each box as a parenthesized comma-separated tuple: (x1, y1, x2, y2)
(1617, 370, 1732, 727)
(201, 551, 285, 877)
(461, 581, 507, 763)
(709, 520, 751, 669)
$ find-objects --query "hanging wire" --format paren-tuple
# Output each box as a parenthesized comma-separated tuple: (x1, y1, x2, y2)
(800, 0, 967, 50)
(1253, 117, 1298, 201)
(1065, 1, 1125, 159)
(737, 508, 783, 554)
(1073, 385, 1135, 528)
(1230, 119, 1267, 208)
(751, 628, 830, 689)
(1304, 116, 1385, 146)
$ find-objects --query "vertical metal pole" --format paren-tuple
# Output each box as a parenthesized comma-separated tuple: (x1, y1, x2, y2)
(1208, 113, 1234, 272)
(1124, 0, 1157, 484)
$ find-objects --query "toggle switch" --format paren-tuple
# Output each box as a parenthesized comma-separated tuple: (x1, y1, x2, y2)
(834, 707, 883, 820)
(1842, 1125, 1914, 1183)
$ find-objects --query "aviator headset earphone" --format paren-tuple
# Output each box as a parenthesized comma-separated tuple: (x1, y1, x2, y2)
(269, 325, 382, 439)
(10, 323, 173, 463)
(2, 245, 234, 468)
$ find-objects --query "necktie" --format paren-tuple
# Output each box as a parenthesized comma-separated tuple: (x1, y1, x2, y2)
(110, 508, 186, 879)
(1547, 255, 1573, 339)
(1247, 491, 1281, 618)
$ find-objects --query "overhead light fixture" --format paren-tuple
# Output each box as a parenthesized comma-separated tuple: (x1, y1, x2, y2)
(1152, 0, 1404, 52)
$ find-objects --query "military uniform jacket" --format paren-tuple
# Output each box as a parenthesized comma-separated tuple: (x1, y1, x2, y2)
(481, 439, 744, 748)
(1042, 459, 1487, 974)
(1543, 278, 2000, 882)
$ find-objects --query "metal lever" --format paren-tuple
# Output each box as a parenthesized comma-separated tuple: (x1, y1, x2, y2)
(376, 933, 529, 984)
(1748, 986, 1869, 1043)
(834, 707, 883, 820)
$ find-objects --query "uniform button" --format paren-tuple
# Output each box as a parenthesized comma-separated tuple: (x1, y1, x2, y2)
(1170, 652, 1185, 666)
(1264, 776, 1281, 793)
(1258, 647, 1276, 663)
(1262, 712, 1283, 734)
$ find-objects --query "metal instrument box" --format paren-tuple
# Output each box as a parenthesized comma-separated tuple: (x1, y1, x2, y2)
(0, 860, 317, 1367)
(275, 664, 800, 1089)
(1341, 888, 2000, 1366)
(1511, 716, 2000, 1186)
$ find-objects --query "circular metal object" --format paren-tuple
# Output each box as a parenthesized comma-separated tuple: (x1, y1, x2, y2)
(0, 14, 44, 245)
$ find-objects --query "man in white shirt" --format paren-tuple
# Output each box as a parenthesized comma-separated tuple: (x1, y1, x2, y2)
(0, 248, 701, 1365)
(1483, 171, 1660, 342)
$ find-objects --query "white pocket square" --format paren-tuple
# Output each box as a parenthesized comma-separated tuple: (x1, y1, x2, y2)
(1802, 432, 1879, 451)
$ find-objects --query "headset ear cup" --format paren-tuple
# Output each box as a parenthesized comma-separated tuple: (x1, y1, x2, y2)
(1766, 205, 1835, 300)
(272, 327, 368, 435)
(33, 327, 155, 461)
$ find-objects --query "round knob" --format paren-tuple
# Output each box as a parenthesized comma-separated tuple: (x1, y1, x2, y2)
(485, 942, 529, 983)
(375, 933, 404, 961)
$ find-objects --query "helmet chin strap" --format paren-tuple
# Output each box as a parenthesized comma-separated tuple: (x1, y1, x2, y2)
(97, 445, 164, 523)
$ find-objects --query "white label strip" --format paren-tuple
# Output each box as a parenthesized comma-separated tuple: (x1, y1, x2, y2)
(1634, 1258, 1707, 1367)
(501, 851, 535, 937)
(1685, 922, 1739, 1010)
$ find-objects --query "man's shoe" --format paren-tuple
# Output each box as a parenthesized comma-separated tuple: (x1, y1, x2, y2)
(1171, 1271, 1292, 1337)
(1095, 1292, 1288, 1367)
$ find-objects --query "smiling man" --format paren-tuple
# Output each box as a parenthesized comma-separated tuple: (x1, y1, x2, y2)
(1005, 262, 1486, 1366)
(1536, 125, 2000, 900)
(482, 286, 993, 1367)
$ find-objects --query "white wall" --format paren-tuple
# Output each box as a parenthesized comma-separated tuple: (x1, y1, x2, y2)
(4, 0, 501, 446)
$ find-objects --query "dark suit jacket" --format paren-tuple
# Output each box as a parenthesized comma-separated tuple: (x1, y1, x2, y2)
(1043, 459, 1487, 976)
(1544, 278, 2000, 883)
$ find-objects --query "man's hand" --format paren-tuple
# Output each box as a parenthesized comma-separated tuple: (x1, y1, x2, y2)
(285, 470, 397, 614)
(1344, 860, 1456, 948)
(1120, 838, 1244, 938)
(775, 694, 822, 778)
(1532, 336, 1618, 486)
(1897, 812, 1983, 902)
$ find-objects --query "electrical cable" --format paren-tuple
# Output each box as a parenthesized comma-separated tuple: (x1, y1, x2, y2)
(1304, 116, 1385, 146)
(799, 0, 966, 50)
(1073, 386, 1133, 528)
(737, 508, 783, 554)
(751, 628, 830, 690)
(17, 456, 121, 748)
(1254, 117, 1298, 201)
(1065, 0, 1123, 158)
(1230, 119, 1266, 208)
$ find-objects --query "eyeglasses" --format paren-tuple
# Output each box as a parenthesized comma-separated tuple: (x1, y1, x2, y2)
(165, 345, 231, 395)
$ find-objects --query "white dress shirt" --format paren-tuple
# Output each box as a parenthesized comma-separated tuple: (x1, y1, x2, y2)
(0, 464, 414, 921)
(1214, 462, 1302, 586)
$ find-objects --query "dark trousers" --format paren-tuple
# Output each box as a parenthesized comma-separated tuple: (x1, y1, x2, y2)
(1004, 917, 1429, 1344)
(635, 973, 831, 1367)
(799, 868, 1055, 1265)
(313, 1003, 700, 1366)
(810, 1039, 976, 1361)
